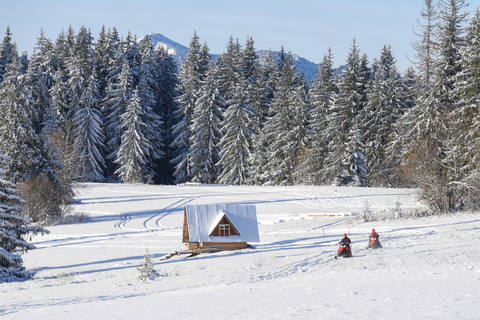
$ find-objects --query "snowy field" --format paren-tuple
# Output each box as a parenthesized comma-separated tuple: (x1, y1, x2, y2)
(1, 183, 480, 319)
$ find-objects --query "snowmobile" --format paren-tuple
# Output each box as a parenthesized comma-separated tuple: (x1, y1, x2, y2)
(334, 244, 352, 259)
(366, 236, 382, 249)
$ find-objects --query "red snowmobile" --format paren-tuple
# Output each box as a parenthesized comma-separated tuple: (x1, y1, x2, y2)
(366, 229, 382, 249)
(366, 236, 382, 249)
(335, 234, 353, 259)
(335, 244, 352, 258)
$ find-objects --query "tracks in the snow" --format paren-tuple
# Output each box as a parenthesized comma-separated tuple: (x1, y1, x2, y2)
(113, 197, 194, 231)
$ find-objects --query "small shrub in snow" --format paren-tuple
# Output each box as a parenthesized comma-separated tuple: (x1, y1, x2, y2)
(358, 199, 373, 223)
(390, 199, 403, 219)
(137, 248, 159, 282)
(48, 212, 90, 226)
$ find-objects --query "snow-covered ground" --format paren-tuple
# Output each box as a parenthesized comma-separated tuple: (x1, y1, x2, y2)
(1, 183, 480, 319)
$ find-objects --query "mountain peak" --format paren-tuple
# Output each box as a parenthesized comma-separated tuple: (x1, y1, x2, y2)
(140, 33, 319, 82)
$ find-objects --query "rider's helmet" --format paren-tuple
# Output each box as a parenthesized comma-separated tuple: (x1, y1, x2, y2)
(372, 229, 375, 232)
(343, 233, 347, 237)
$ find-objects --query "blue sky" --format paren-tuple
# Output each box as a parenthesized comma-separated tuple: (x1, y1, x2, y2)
(1, 0, 473, 72)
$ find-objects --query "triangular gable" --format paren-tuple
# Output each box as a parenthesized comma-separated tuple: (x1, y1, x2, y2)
(208, 213, 240, 237)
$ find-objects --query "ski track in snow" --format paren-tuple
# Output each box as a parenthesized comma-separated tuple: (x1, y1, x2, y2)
(112, 195, 195, 232)
(113, 215, 132, 230)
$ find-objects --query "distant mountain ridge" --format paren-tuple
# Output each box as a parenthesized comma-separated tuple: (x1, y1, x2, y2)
(139, 33, 320, 82)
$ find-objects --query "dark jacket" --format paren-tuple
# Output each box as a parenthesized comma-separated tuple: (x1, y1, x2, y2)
(339, 237, 351, 247)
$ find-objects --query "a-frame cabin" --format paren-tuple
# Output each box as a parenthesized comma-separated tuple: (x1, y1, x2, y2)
(183, 204, 260, 251)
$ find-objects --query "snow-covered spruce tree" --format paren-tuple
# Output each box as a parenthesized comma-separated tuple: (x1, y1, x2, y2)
(121, 32, 141, 88)
(217, 81, 257, 185)
(385, 67, 419, 188)
(189, 60, 224, 184)
(216, 36, 243, 104)
(321, 40, 367, 186)
(93, 26, 119, 99)
(49, 69, 80, 183)
(0, 151, 49, 282)
(241, 38, 269, 186)
(0, 27, 16, 85)
(66, 55, 88, 121)
(26, 29, 56, 133)
(60, 44, 93, 181)
(307, 48, 337, 185)
(364, 45, 405, 187)
(248, 50, 278, 186)
(242, 37, 266, 126)
(171, 32, 208, 184)
(241, 37, 258, 83)
(137, 248, 158, 282)
(153, 46, 179, 184)
(412, 0, 438, 87)
(449, 7, 480, 210)
(114, 89, 150, 183)
(262, 51, 307, 185)
(340, 119, 368, 187)
(0, 52, 48, 183)
(262, 49, 279, 103)
(103, 59, 134, 178)
(73, 70, 106, 182)
(138, 37, 164, 181)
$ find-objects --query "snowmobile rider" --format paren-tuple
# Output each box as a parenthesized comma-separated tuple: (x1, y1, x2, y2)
(338, 233, 352, 256)
(368, 228, 382, 248)
(339, 233, 351, 247)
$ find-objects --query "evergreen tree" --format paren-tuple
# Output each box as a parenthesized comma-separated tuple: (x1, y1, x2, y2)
(138, 37, 164, 180)
(49, 68, 80, 183)
(73, 71, 105, 182)
(340, 119, 368, 187)
(171, 32, 207, 183)
(189, 60, 224, 184)
(450, 7, 480, 209)
(26, 30, 56, 133)
(262, 52, 306, 185)
(153, 46, 179, 184)
(0, 53, 48, 182)
(216, 36, 242, 103)
(65, 54, 88, 118)
(0, 151, 49, 282)
(0, 27, 16, 84)
(262, 49, 279, 103)
(248, 50, 278, 185)
(364, 45, 404, 187)
(322, 40, 367, 185)
(122, 32, 141, 88)
(93, 26, 118, 99)
(412, 0, 438, 86)
(307, 48, 337, 184)
(74, 26, 94, 76)
(52, 29, 69, 73)
(242, 37, 266, 124)
(103, 60, 134, 177)
(115, 89, 150, 183)
(217, 81, 256, 185)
